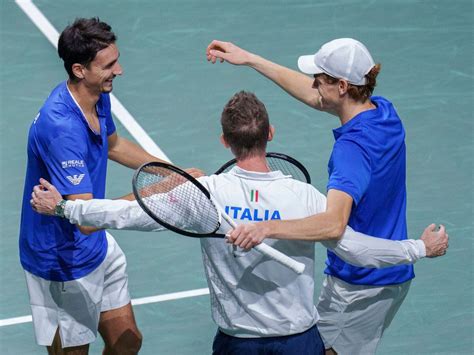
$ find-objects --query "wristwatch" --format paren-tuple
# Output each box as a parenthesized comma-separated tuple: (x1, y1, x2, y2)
(54, 199, 67, 218)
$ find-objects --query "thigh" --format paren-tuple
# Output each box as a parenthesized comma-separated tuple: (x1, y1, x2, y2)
(317, 276, 411, 355)
(47, 328, 90, 355)
(98, 302, 141, 349)
(100, 234, 131, 312)
(24, 270, 102, 348)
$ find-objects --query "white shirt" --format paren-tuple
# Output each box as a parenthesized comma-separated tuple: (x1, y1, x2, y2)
(64, 167, 425, 337)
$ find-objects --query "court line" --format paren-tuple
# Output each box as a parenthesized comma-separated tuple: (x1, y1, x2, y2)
(7, 0, 211, 329)
(0, 288, 210, 327)
(14, 0, 170, 162)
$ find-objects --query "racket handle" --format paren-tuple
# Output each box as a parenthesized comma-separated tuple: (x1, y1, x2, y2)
(215, 200, 305, 274)
(254, 243, 306, 274)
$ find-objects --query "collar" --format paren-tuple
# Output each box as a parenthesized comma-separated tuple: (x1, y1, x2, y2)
(229, 166, 291, 181)
(332, 96, 381, 140)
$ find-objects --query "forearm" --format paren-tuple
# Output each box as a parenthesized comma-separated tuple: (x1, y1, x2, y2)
(266, 211, 346, 241)
(64, 199, 164, 232)
(248, 54, 320, 109)
(108, 137, 167, 169)
(322, 227, 426, 268)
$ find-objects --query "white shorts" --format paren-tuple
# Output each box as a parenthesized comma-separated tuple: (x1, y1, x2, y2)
(316, 275, 411, 355)
(24, 233, 131, 348)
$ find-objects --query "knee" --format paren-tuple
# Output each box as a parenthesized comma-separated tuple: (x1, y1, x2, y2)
(105, 329, 143, 355)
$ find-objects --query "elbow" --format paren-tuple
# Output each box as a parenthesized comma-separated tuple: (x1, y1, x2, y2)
(77, 225, 97, 235)
(326, 223, 346, 241)
(108, 150, 118, 162)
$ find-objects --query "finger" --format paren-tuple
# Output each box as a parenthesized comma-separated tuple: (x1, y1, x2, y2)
(207, 40, 224, 52)
(209, 49, 228, 61)
(39, 178, 55, 191)
(228, 229, 239, 243)
(437, 224, 446, 235)
(426, 223, 436, 232)
(33, 185, 43, 194)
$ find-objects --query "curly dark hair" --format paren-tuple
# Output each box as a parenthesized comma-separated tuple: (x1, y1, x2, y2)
(58, 18, 116, 80)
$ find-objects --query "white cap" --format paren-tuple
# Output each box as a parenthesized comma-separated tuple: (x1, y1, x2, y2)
(298, 38, 375, 85)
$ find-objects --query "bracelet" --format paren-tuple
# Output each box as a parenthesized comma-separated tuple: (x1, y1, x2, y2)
(54, 199, 67, 218)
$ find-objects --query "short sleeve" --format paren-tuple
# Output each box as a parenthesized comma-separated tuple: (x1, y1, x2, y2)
(45, 134, 93, 195)
(327, 139, 371, 205)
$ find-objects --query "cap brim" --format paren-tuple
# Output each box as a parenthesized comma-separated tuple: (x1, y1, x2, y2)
(297, 55, 324, 75)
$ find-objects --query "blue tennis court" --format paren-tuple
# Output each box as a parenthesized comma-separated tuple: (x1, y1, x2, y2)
(0, 0, 472, 353)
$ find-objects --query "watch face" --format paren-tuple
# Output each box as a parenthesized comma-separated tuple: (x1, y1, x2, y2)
(55, 200, 66, 217)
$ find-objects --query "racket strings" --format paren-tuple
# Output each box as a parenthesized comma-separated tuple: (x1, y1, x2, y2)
(136, 167, 220, 235)
(267, 157, 306, 182)
(218, 155, 309, 183)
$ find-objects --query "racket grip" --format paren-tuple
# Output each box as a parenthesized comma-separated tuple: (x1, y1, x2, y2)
(254, 243, 305, 274)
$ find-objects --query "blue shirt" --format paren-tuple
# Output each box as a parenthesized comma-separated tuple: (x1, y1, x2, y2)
(19, 81, 116, 281)
(325, 96, 414, 286)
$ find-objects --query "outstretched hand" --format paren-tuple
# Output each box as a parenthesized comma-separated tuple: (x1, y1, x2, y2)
(206, 40, 253, 65)
(30, 178, 62, 215)
(421, 224, 449, 257)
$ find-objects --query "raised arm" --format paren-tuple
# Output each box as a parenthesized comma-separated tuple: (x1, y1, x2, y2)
(206, 40, 322, 109)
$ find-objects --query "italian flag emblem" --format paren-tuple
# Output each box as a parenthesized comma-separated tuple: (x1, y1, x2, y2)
(250, 190, 259, 202)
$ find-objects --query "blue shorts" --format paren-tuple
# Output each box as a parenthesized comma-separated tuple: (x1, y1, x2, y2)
(212, 324, 324, 355)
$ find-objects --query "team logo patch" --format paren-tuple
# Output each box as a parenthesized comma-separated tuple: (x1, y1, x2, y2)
(66, 174, 85, 186)
(250, 190, 259, 202)
(61, 160, 85, 169)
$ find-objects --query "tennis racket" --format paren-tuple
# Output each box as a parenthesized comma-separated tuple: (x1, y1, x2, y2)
(133, 162, 305, 274)
(215, 152, 311, 183)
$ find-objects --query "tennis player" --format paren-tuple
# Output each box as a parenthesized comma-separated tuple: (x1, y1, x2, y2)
(206, 39, 449, 354)
(18, 17, 196, 354)
(31, 92, 447, 354)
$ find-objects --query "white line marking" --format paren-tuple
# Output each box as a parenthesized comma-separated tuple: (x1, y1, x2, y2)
(131, 288, 210, 306)
(0, 288, 210, 327)
(0, 315, 32, 327)
(4, 0, 209, 330)
(14, 0, 170, 161)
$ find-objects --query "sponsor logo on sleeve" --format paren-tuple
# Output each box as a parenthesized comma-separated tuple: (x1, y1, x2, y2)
(61, 160, 85, 169)
(66, 174, 85, 186)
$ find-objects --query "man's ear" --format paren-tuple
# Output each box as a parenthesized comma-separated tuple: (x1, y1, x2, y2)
(338, 79, 349, 95)
(268, 125, 275, 142)
(71, 63, 85, 80)
(220, 133, 230, 148)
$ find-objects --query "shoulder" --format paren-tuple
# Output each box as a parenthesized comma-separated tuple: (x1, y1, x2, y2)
(333, 137, 368, 156)
(198, 174, 235, 191)
(34, 88, 85, 140)
(277, 178, 326, 200)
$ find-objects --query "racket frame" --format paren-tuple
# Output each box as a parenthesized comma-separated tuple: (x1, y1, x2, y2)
(133, 161, 221, 238)
(215, 152, 311, 183)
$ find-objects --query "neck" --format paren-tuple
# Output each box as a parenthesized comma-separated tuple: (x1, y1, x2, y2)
(236, 153, 270, 173)
(67, 80, 100, 115)
(338, 98, 376, 125)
